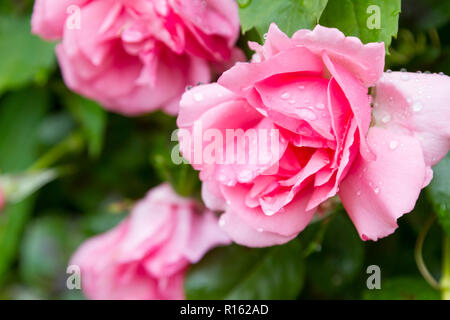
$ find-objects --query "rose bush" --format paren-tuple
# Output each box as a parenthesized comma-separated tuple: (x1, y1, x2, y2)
(70, 184, 230, 299)
(31, 0, 242, 115)
(0, 188, 4, 212)
(177, 24, 450, 247)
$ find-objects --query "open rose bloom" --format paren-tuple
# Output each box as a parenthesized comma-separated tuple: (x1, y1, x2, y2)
(177, 24, 450, 247)
(31, 0, 241, 115)
(70, 184, 230, 299)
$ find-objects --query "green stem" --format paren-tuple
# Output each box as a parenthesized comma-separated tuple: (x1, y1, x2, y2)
(415, 215, 441, 290)
(441, 234, 450, 300)
(29, 132, 83, 171)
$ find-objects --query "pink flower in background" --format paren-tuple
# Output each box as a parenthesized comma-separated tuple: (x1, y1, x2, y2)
(70, 184, 230, 300)
(31, 0, 242, 115)
(177, 24, 450, 247)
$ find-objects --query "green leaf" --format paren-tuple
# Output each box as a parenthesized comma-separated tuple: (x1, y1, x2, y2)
(427, 153, 450, 236)
(185, 239, 305, 300)
(20, 215, 82, 292)
(0, 88, 49, 285)
(64, 94, 107, 157)
(320, 0, 401, 50)
(306, 212, 364, 294)
(363, 276, 440, 300)
(239, 0, 328, 38)
(0, 15, 55, 94)
(0, 169, 59, 204)
(149, 131, 200, 198)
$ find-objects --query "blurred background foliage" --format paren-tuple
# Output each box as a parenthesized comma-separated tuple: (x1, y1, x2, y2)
(0, 0, 448, 300)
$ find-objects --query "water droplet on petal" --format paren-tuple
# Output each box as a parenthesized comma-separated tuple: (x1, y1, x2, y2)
(381, 114, 391, 124)
(289, 99, 296, 105)
(413, 102, 423, 112)
(257, 228, 264, 233)
(194, 93, 204, 102)
(389, 140, 398, 150)
(298, 108, 317, 121)
(298, 85, 305, 90)
(281, 92, 290, 100)
(219, 217, 226, 227)
(316, 103, 325, 110)
(356, 191, 361, 196)
(374, 187, 380, 194)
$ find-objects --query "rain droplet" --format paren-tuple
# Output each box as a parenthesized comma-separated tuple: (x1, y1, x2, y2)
(316, 103, 325, 110)
(413, 102, 423, 112)
(263, 33, 268, 40)
(386, 69, 392, 73)
(257, 228, 264, 233)
(374, 187, 380, 194)
(298, 85, 305, 90)
(289, 99, 296, 105)
(219, 217, 226, 227)
(401, 73, 410, 81)
(264, 209, 277, 216)
(281, 92, 290, 100)
(297, 108, 317, 121)
(356, 191, 361, 196)
(389, 140, 398, 150)
(381, 114, 391, 124)
(194, 93, 204, 102)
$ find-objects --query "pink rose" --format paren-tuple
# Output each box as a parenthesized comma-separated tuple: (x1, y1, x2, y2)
(177, 24, 450, 247)
(70, 184, 230, 300)
(31, 0, 241, 115)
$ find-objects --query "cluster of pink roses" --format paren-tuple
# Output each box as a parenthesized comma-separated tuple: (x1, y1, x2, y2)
(32, 0, 450, 300)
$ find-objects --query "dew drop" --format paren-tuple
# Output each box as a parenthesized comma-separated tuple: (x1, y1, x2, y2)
(298, 108, 317, 121)
(219, 217, 226, 227)
(316, 103, 325, 110)
(281, 92, 290, 100)
(381, 114, 391, 124)
(374, 187, 380, 194)
(389, 140, 398, 150)
(356, 191, 361, 196)
(264, 209, 276, 216)
(193, 93, 204, 102)
(257, 228, 264, 233)
(289, 99, 296, 105)
(413, 102, 423, 112)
